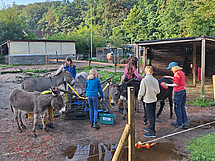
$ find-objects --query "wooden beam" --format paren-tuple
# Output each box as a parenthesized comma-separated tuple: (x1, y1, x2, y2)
(128, 87, 135, 161)
(112, 124, 131, 161)
(192, 43, 197, 87)
(142, 47, 146, 76)
(213, 75, 215, 102)
(201, 38, 206, 98)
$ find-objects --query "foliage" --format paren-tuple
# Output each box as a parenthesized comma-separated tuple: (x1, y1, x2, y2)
(0, 7, 28, 42)
(186, 132, 215, 161)
(187, 97, 215, 107)
(1, 0, 215, 48)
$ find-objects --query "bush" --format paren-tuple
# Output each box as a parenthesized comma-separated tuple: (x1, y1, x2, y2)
(186, 132, 215, 161)
(187, 97, 215, 107)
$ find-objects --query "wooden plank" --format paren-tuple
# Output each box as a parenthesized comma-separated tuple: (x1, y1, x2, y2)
(128, 87, 135, 161)
(201, 39, 206, 98)
(112, 124, 131, 161)
(193, 43, 197, 87)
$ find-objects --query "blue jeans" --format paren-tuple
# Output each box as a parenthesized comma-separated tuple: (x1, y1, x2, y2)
(145, 102, 157, 134)
(174, 90, 188, 125)
(87, 96, 99, 124)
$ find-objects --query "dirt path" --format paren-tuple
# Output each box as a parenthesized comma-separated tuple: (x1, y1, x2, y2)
(0, 64, 215, 161)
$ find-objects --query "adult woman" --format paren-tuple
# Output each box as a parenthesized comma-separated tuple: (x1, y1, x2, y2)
(163, 62, 188, 129)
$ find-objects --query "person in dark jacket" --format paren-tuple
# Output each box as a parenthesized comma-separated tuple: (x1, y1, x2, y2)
(85, 69, 104, 129)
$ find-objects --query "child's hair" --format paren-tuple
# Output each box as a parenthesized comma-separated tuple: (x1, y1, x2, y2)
(145, 66, 153, 74)
(65, 57, 73, 63)
(172, 66, 183, 73)
(88, 69, 97, 80)
(127, 57, 138, 78)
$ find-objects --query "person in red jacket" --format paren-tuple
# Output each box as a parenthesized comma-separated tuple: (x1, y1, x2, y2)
(163, 62, 188, 129)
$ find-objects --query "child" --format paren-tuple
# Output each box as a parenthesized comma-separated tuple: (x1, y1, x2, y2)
(163, 62, 188, 129)
(56, 56, 76, 79)
(138, 66, 160, 138)
(85, 69, 104, 129)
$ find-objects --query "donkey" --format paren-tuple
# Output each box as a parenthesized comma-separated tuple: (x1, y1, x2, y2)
(21, 70, 73, 92)
(9, 88, 66, 138)
(110, 77, 173, 124)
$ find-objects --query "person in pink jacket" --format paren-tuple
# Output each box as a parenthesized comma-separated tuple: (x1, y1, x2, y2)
(121, 56, 143, 83)
(118, 57, 143, 112)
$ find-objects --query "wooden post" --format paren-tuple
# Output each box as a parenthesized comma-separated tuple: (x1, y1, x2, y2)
(128, 87, 135, 161)
(89, 53, 91, 68)
(213, 75, 215, 102)
(114, 55, 116, 74)
(192, 43, 196, 87)
(201, 38, 206, 98)
(112, 124, 131, 161)
(56, 51, 58, 64)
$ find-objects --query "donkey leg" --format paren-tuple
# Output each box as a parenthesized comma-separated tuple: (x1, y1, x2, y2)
(156, 101, 165, 118)
(32, 113, 39, 138)
(122, 100, 127, 120)
(169, 96, 173, 119)
(18, 110, 26, 129)
(40, 112, 47, 131)
(13, 108, 22, 133)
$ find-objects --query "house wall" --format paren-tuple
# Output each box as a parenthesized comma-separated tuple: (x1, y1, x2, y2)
(8, 41, 76, 64)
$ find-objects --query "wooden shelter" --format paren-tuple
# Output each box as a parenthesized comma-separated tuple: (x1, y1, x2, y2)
(135, 35, 215, 97)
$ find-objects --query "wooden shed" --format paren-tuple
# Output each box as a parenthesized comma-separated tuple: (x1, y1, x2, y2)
(0, 39, 76, 64)
(135, 35, 215, 97)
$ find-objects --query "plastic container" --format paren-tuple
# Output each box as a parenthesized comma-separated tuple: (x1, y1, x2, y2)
(99, 113, 115, 125)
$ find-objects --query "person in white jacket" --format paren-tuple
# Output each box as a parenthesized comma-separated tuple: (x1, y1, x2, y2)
(138, 66, 160, 138)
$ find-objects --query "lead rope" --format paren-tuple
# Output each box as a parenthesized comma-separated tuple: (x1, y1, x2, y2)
(135, 119, 215, 149)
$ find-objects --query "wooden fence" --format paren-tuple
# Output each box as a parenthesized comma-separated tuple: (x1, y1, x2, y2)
(112, 87, 135, 161)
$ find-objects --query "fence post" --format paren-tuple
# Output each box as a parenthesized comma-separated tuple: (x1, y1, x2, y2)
(128, 87, 135, 161)
(213, 75, 215, 102)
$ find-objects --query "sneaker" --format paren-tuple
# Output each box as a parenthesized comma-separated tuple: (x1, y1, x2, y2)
(171, 123, 182, 128)
(143, 127, 149, 132)
(183, 124, 188, 129)
(93, 123, 100, 129)
(91, 123, 93, 127)
(143, 132, 156, 138)
(46, 123, 54, 128)
(37, 124, 43, 129)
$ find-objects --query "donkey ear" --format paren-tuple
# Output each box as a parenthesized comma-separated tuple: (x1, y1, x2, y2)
(50, 87, 57, 96)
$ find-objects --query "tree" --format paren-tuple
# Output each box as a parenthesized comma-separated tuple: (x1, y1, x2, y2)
(0, 7, 28, 42)
(180, 0, 215, 37)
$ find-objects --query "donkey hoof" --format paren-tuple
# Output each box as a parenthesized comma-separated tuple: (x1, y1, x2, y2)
(33, 134, 37, 138)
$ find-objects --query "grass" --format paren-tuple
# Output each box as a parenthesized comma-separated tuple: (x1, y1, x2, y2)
(23, 69, 48, 73)
(186, 132, 215, 161)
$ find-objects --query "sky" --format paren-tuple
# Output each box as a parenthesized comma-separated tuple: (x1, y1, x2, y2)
(1, 0, 61, 6)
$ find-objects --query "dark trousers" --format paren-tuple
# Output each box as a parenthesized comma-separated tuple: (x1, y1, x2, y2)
(145, 102, 157, 134)
(174, 89, 188, 125)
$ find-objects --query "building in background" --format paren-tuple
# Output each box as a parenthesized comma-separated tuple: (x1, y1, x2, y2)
(0, 39, 76, 64)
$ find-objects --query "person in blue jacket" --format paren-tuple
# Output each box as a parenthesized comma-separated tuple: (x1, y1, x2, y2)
(85, 69, 104, 129)
(64, 57, 76, 79)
